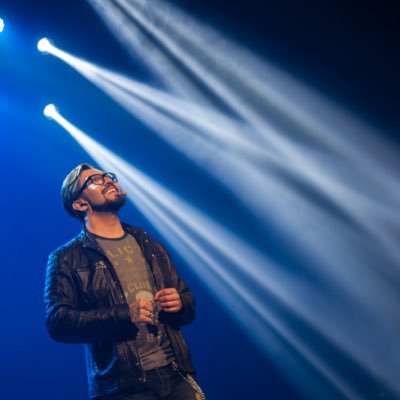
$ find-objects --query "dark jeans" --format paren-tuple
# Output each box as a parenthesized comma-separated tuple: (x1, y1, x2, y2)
(103, 364, 200, 400)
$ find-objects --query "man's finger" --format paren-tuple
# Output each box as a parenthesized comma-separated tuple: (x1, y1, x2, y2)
(159, 300, 180, 308)
(140, 309, 154, 319)
(162, 306, 181, 313)
(130, 306, 154, 324)
(137, 298, 153, 307)
(130, 300, 154, 313)
(155, 288, 177, 299)
(157, 294, 179, 303)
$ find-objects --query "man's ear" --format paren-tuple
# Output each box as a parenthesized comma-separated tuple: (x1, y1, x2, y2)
(72, 199, 89, 212)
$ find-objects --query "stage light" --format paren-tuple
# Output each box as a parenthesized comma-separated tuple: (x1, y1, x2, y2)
(37, 37, 53, 53)
(43, 104, 58, 119)
(0, 18, 4, 33)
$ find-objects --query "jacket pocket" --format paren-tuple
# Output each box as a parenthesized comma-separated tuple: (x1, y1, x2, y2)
(88, 340, 119, 377)
(75, 261, 112, 304)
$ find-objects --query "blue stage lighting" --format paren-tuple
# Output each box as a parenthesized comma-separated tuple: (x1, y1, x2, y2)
(43, 104, 58, 119)
(37, 37, 52, 53)
(0, 18, 4, 33)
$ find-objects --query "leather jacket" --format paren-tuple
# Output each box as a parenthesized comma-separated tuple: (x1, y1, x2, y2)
(44, 223, 196, 399)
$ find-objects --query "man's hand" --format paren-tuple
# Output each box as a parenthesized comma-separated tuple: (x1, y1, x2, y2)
(129, 298, 154, 324)
(155, 288, 182, 313)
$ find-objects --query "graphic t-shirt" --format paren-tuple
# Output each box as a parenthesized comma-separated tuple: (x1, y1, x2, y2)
(95, 232, 174, 370)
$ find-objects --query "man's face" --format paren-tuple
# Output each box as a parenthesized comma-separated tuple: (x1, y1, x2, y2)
(75, 168, 126, 213)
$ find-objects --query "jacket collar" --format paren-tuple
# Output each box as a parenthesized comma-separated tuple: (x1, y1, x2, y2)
(81, 227, 100, 250)
(80, 222, 140, 250)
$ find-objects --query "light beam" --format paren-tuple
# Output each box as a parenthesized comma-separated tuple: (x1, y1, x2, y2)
(38, 46, 400, 280)
(46, 110, 400, 399)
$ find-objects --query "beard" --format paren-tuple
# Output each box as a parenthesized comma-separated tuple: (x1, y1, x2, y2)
(90, 194, 126, 213)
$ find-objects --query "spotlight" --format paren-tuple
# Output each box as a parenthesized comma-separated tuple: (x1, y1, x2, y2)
(0, 18, 4, 33)
(37, 37, 53, 53)
(43, 104, 58, 119)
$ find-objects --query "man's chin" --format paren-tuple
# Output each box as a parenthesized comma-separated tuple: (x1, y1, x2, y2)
(91, 197, 126, 213)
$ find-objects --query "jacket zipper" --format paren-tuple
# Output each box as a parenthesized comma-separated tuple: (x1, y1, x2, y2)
(136, 232, 184, 371)
(84, 241, 146, 383)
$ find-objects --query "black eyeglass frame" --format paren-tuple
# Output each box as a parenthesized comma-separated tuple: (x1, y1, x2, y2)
(74, 172, 118, 200)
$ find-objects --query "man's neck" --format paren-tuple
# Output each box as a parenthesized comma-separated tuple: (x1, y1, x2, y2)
(85, 212, 124, 238)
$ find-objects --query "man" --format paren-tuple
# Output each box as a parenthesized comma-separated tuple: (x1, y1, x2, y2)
(44, 163, 204, 400)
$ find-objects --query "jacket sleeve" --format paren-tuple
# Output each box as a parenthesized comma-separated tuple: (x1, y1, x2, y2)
(44, 250, 134, 343)
(154, 240, 196, 327)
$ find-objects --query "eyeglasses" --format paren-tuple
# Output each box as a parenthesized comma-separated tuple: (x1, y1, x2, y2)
(75, 172, 118, 199)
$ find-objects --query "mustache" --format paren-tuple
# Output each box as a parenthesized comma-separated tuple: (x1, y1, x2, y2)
(101, 183, 119, 194)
